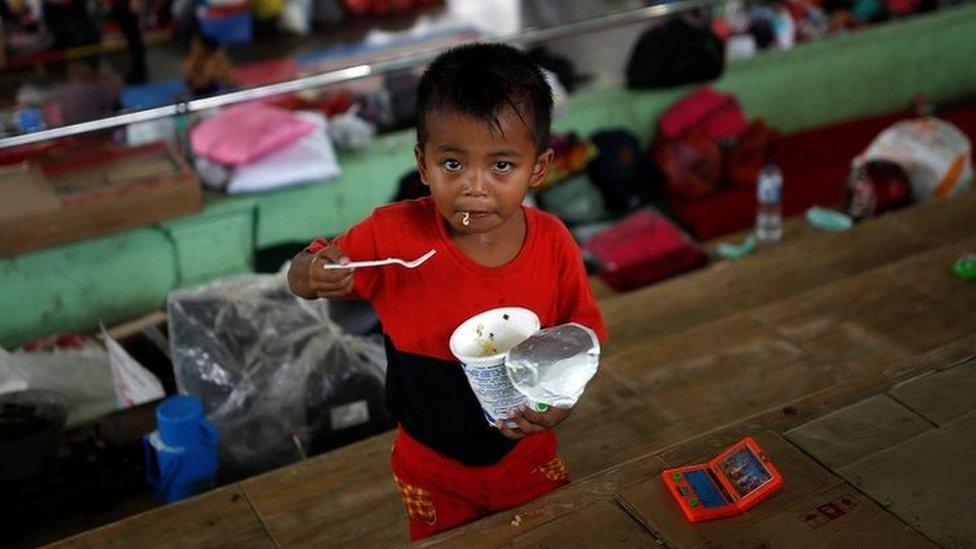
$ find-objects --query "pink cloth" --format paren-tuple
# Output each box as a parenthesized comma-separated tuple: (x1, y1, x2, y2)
(190, 103, 315, 165)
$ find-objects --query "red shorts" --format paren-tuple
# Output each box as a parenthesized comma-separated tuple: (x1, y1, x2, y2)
(390, 427, 570, 540)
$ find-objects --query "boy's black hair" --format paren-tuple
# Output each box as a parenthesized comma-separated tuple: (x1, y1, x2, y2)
(416, 43, 553, 152)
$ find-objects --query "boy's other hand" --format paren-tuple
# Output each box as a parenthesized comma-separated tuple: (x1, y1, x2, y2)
(288, 245, 354, 299)
(495, 404, 573, 440)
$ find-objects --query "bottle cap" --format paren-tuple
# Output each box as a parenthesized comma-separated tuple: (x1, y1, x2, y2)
(953, 254, 976, 281)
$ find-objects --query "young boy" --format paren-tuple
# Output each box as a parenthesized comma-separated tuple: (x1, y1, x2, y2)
(288, 43, 607, 540)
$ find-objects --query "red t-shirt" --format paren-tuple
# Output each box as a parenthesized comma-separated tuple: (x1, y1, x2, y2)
(333, 197, 606, 465)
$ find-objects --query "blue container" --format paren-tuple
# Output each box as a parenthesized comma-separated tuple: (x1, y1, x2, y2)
(122, 79, 186, 110)
(198, 8, 253, 46)
(13, 108, 45, 133)
(144, 395, 219, 503)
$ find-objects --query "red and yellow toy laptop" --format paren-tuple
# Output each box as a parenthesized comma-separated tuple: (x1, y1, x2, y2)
(661, 437, 783, 522)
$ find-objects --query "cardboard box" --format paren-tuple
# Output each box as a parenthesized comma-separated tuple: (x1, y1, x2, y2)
(0, 142, 203, 256)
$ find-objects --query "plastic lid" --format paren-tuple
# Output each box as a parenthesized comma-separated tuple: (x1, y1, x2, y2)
(716, 236, 757, 260)
(806, 207, 853, 232)
(157, 395, 204, 423)
(953, 254, 976, 281)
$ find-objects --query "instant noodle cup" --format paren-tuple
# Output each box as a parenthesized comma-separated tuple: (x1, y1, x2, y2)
(450, 307, 541, 427)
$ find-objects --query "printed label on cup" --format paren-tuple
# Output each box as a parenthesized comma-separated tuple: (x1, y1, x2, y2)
(461, 362, 531, 427)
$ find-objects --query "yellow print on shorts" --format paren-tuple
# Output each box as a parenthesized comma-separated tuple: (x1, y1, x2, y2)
(394, 475, 437, 525)
(534, 457, 570, 483)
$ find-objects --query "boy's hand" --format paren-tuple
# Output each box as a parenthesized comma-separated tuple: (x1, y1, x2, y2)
(495, 404, 573, 440)
(287, 245, 354, 299)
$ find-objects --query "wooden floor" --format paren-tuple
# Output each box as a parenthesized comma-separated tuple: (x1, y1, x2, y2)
(48, 192, 976, 548)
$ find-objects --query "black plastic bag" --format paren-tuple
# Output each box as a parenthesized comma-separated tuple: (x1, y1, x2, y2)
(625, 16, 725, 90)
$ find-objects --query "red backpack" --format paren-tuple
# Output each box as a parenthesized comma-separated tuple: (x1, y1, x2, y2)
(653, 87, 777, 199)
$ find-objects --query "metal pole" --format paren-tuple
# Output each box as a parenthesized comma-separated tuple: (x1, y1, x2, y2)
(0, 0, 719, 150)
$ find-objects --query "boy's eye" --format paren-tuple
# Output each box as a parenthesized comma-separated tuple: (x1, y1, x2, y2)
(441, 159, 462, 172)
(493, 161, 514, 172)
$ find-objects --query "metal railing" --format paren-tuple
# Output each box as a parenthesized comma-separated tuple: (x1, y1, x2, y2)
(0, 0, 718, 150)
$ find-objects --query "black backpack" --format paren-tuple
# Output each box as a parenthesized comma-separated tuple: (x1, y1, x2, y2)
(626, 16, 725, 90)
(586, 129, 661, 214)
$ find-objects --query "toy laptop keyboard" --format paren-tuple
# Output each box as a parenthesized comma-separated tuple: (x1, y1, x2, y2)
(661, 437, 783, 522)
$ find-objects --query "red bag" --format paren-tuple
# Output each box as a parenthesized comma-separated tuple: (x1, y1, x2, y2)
(653, 87, 749, 199)
(658, 86, 748, 141)
(583, 208, 706, 292)
(654, 127, 723, 199)
(725, 119, 780, 189)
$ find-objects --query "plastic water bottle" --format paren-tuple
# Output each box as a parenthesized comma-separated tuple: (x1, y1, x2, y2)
(756, 165, 783, 244)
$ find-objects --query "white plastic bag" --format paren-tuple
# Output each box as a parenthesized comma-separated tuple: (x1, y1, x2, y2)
(0, 344, 117, 426)
(1, 335, 164, 425)
(858, 117, 973, 203)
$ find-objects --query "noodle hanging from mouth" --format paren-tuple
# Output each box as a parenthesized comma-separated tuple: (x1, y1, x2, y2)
(462, 212, 470, 226)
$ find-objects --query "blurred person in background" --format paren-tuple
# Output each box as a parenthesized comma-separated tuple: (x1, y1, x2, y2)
(58, 57, 122, 124)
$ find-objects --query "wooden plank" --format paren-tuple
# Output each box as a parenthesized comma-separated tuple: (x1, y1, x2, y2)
(596, 193, 976, 353)
(878, 236, 976, 311)
(750, 270, 976, 374)
(617, 432, 841, 549)
(554, 368, 692, 479)
(0, 164, 58, 222)
(702, 214, 819, 259)
(446, 500, 657, 548)
(881, 333, 976, 382)
(872, 190, 976, 248)
(785, 394, 934, 471)
(588, 276, 617, 301)
(45, 486, 274, 549)
(815, 505, 938, 549)
(598, 245, 846, 350)
(102, 310, 168, 342)
(422, 454, 668, 547)
(667, 334, 960, 442)
(236, 370, 664, 547)
(887, 357, 976, 425)
(799, 190, 976, 276)
(839, 425, 976, 549)
(941, 411, 976, 448)
(433, 335, 973, 546)
(241, 431, 406, 547)
(712, 484, 937, 548)
(602, 315, 847, 435)
(788, 211, 932, 276)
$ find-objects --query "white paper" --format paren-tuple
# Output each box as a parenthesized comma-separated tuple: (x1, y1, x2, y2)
(0, 348, 29, 395)
(102, 326, 166, 408)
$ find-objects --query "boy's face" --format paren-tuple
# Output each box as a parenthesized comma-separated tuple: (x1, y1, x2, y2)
(415, 107, 553, 236)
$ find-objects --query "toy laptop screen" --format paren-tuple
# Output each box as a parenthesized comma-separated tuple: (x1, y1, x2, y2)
(717, 446, 773, 498)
